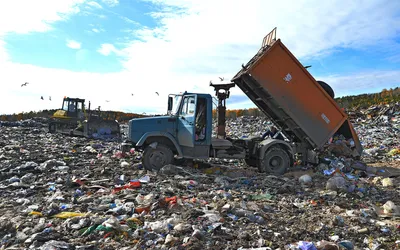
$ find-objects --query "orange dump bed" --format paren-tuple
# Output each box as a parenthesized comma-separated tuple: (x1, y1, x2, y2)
(232, 29, 362, 154)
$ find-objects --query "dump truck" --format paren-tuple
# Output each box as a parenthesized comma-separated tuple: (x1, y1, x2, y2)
(122, 28, 363, 175)
(48, 97, 121, 140)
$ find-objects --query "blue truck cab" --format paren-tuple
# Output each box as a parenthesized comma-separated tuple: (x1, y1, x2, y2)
(123, 89, 294, 174)
(125, 92, 220, 170)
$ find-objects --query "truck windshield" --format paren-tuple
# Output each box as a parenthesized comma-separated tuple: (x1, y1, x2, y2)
(169, 95, 182, 115)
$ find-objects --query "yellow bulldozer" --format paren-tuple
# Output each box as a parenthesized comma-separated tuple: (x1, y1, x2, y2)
(48, 97, 121, 141)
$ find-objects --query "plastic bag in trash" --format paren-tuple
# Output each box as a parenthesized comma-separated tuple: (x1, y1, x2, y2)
(326, 176, 347, 192)
(297, 241, 317, 250)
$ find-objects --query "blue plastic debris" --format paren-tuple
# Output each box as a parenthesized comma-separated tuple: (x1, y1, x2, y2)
(323, 169, 336, 176)
(298, 241, 317, 250)
(338, 240, 354, 250)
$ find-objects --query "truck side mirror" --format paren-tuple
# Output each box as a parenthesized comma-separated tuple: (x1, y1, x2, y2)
(167, 96, 173, 112)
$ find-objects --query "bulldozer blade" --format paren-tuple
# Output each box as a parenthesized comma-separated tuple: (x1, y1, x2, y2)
(83, 120, 121, 141)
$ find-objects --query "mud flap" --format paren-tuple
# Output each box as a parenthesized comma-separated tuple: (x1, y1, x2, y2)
(120, 142, 132, 153)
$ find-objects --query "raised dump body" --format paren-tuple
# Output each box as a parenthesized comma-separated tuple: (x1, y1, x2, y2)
(232, 28, 362, 155)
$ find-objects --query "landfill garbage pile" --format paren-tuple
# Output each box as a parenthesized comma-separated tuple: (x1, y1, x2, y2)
(0, 111, 399, 250)
(222, 105, 400, 164)
(219, 116, 271, 139)
(350, 104, 400, 165)
(0, 117, 47, 128)
(357, 103, 400, 121)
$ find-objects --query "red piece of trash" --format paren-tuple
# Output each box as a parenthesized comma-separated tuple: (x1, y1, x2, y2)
(112, 180, 141, 194)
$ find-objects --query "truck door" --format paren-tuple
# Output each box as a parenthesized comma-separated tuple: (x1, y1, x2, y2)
(177, 95, 196, 147)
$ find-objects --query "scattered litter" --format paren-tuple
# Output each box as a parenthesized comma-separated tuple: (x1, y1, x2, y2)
(0, 107, 399, 249)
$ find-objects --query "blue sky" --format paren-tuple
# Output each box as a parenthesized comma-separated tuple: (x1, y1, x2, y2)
(0, 0, 400, 115)
(3, 0, 162, 72)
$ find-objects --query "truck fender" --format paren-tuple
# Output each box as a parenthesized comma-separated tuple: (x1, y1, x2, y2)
(136, 132, 183, 157)
(258, 139, 295, 165)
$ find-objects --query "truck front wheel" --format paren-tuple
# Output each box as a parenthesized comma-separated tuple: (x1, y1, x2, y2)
(259, 147, 289, 175)
(142, 144, 173, 171)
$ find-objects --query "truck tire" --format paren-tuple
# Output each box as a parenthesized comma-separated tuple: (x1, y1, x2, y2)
(259, 147, 289, 175)
(142, 144, 173, 171)
(317, 80, 335, 99)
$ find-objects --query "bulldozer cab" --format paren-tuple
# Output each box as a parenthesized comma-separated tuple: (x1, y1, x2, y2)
(50, 97, 121, 141)
(62, 97, 85, 119)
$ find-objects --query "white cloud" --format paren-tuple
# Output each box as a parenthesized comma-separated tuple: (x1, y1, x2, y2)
(0, 62, 169, 114)
(90, 28, 105, 33)
(121, 0, 400, 72)
(66, 39, 82, 49)
(317, 71, 400, 97)
(0, 0, 84, 35)
(0, 39, 9, 63)
(1, 0, 400, 115)
(101, 0, 119, 7)
(0, 1, 84, 61)
(111, 0, 398, 107)
(120, 16, 139, 25)
(1, 60, 397, 115)
(97, 43, 120, 56)
(87, 1, 103, 9)
(0, 0, 85, 71)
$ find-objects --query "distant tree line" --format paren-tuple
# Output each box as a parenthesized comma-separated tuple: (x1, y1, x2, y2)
(0, 109, 146, 123)
(335, 87, 400, 109)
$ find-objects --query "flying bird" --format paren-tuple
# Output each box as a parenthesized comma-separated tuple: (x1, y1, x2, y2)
(155, 92, 159, 96)
(40, 96, 44, 100)
(21, 82, 29, 87)
(304, 65, 312, 69)
(105, 100, 110, 102)
(219, 77, 224, 81)
(49, 96, 52, 101)
(131, 93, 134, 96)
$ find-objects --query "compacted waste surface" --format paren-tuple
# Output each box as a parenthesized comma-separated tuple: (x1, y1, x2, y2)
(0, 111, 399, 249)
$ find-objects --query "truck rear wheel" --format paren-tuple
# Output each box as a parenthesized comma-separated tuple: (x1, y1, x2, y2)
(259, 147, 289, 175)
(142, 144, 173, 171)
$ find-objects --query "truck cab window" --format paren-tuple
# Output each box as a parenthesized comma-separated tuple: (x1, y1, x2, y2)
(188, 99, 196, 114)
(180, 96, 195, 116)
(173, 95, 182, 115)
(195, 97, 207, 141)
